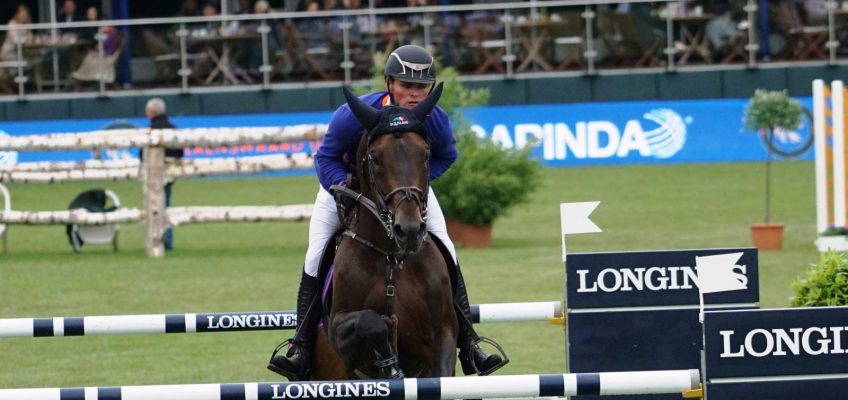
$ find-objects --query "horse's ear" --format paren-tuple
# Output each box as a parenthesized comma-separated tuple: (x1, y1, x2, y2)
(343, 86, 380, 130)
(412, 82, 444, 123)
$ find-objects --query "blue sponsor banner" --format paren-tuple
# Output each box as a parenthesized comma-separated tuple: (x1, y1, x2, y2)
(703, 307, 848, 380)
(566, 248, 759, 309)
(465, 97, 814, 166)
(0, 97, 813, 167)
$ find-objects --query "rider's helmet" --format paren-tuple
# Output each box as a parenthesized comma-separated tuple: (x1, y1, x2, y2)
(384, 45, 436, 84)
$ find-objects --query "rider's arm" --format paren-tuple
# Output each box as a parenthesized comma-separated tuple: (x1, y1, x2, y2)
(425, 107, 458, 181)
(315, 105, 361, 191)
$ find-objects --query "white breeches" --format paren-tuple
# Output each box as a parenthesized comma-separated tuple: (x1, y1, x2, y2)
(303, 186, 457, 277)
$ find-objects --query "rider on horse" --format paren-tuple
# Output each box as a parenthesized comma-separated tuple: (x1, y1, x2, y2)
(268, 44, 507, 380)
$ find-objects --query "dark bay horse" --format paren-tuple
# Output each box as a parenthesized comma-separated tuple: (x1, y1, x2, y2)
(310, 83, 458, 380)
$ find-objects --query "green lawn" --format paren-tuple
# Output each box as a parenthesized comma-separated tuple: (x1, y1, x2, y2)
(0, 160, 819, 388)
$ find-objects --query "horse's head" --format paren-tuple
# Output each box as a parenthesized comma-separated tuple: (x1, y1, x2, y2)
(342, 83, 444, 256)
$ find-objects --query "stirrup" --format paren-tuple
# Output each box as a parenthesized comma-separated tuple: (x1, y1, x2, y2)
(464, 336, 509, 376)
(267, 339, 304, 380)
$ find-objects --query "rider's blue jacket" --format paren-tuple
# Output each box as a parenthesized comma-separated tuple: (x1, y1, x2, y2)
(315, 90, 457, 191)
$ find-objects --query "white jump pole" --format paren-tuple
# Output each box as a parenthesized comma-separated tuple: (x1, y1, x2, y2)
(814, 79, 829, 233)
(0, 370, 701, 400)
(833, 80, 846, 229)
(0, 302, 564, 338)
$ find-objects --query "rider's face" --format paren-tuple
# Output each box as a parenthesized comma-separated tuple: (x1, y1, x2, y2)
(388, 79, 431, 109)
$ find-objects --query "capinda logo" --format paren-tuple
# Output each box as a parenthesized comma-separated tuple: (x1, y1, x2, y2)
(389, 115, 408, 127)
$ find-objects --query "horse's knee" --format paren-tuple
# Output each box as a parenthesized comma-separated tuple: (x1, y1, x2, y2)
(354, 310, 388, 347)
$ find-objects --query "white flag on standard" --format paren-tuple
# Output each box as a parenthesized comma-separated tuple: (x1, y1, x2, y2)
(560, 201, 602, 262)
(560, 202, 602, 235)
(696, 252, 747, 294)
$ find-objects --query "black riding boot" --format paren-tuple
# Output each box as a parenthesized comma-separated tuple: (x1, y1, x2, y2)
(268, 271, 320, 380)
(454, 265, 508, 376)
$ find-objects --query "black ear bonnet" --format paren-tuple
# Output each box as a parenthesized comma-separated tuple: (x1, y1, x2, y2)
(342, 83, 444, 143)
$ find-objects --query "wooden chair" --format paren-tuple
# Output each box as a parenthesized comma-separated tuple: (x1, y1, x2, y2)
(771, 2, 828, 60)
(285, 21, 339, 81)
(602, 12, 663, 67)
(550, 12, 585, 70)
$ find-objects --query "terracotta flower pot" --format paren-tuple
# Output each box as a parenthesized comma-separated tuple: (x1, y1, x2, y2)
(446, 220, 492, 248)
(750, 223, 784, 250)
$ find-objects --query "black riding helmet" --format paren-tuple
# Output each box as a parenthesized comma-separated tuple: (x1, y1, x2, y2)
(384, 45, 436, 84)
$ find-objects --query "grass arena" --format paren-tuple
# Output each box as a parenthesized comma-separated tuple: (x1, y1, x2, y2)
(0, 157, 818, 391)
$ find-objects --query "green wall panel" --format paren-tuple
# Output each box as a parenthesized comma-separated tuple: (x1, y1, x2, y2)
(591, 74, 657, 101)
(0, 65, 840, 122)
(786, 65, 847, 96)
(657, 70, 723, 99)
(266, 87, 335, 113)
(3, 99, 72, 121)
(721, 68, 788, 98)
(464, 79, 526, 105)
(526, 76, 593, 104)
(201, 91, 267, 115)
(71, 97, 136, 119)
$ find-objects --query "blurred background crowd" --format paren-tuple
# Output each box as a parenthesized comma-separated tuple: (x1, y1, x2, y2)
(0, 0, 844, 95)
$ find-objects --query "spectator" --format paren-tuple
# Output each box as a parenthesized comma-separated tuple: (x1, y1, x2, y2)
(71, 7, 120, 84)
(241, 0, 283, 76)
(236, 0, 253, 14)
(0, 5, 33, 93)
(140, 98, 183, 251)
(59, 0, 84, 36)
(177, 0, 202, 17)
(0, 5, 33, 61)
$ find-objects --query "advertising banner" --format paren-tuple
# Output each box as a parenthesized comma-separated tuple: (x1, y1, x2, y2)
(0, 97, 814, 168)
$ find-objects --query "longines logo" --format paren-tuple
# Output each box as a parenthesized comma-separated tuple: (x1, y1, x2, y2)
(720, 326, 848, 358)
(205, 313, 295, 329)
(576, 264, 748, 293)
(269, 382, 391, 399)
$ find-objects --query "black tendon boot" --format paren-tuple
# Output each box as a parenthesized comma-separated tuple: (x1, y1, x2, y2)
(454, 266, 509, 375)
(268, 271, 320, 380)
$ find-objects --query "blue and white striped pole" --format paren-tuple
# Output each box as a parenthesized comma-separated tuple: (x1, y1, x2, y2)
(0, 370, 700, 399)
(0, 301, 563, 338)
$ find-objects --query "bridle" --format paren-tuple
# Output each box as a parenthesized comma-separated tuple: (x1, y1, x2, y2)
(332, 130, 430, 259)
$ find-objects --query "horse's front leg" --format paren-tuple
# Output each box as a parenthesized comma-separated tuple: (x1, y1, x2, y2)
(329, 309, 404, 379)
(431, 325, 458, 377)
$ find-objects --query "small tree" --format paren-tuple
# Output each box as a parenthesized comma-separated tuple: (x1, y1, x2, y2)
(791, 250, 848, 307)
(743, 89, 803, 223)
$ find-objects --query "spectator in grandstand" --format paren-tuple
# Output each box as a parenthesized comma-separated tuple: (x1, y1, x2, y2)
(0, 4, 33, 93)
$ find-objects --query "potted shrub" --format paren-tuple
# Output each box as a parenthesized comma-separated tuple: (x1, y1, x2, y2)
(743, 89, 804, 250)
(360, 54, 541, 247)
(790, 250, 848, 307)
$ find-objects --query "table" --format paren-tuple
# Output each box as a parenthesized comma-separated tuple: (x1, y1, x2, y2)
(670, 14, 714, 65)
(188, 33, 259, 85)
(23, 36, 90, 92)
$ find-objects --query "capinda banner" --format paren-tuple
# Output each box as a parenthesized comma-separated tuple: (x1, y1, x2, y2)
(0, 97, 813, 167)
